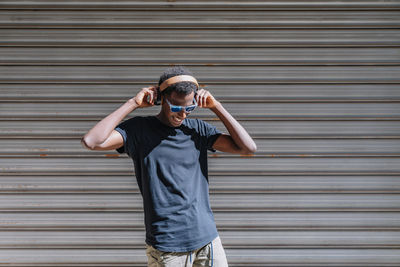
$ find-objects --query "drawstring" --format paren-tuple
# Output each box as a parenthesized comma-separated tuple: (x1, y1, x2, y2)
(210, 241, 213, 267)
(187, 240, 213, 266)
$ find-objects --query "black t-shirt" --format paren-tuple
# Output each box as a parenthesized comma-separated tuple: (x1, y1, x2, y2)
(114, 116, 222, 252)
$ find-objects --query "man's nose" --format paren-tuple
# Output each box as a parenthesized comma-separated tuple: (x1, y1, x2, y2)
(178, 110, 187, 119)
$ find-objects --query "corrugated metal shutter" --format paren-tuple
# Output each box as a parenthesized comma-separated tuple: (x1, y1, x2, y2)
(1, 0, 400, 265)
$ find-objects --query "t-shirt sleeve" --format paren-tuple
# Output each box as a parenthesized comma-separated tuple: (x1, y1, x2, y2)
(198, 119, 222, 152)
(114, 117, 137, 158)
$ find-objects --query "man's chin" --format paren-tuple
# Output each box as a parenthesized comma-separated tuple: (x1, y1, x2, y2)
(170, 118, 184, 127)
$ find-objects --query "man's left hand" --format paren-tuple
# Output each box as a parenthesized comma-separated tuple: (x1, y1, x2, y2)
(196, 89, 220, 109)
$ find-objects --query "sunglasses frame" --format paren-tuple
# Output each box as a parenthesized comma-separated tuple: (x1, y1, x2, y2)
(165, 97, 198, 113)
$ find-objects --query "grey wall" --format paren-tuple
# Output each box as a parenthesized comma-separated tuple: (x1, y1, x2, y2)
(1, 1, 400, 266)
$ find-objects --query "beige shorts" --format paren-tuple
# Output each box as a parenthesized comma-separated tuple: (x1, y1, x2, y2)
(145, 235, 229, 267)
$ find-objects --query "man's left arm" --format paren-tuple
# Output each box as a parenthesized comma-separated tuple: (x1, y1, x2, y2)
(196, 89, 257, 155)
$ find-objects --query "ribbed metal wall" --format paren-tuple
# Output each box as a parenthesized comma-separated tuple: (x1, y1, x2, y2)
(1, 1, 400, 266)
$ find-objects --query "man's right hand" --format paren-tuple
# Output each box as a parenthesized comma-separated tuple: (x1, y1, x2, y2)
(133, 86, 158, 108)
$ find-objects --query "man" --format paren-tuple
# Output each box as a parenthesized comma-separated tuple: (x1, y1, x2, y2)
(82, 66, 257, 267)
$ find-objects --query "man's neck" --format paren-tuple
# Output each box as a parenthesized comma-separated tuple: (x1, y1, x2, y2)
(155, 112, 174, 128)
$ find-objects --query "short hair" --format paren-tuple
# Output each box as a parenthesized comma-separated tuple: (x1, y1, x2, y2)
(158, 65, 198, 96)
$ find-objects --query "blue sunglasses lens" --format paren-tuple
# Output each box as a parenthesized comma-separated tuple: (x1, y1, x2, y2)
(166, 98, 197, 113)
(185, 105, 196, 112)
(171, 106, 182, 112)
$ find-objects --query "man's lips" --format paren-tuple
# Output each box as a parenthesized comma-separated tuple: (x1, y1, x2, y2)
(172, 117, 183, 125)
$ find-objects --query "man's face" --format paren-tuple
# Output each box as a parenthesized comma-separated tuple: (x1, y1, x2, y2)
(161, 91, 195, 127)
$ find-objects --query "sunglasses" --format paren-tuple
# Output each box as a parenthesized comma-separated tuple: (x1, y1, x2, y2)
(165, 98, 197, 113)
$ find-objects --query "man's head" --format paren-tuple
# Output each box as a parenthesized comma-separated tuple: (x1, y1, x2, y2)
(158, 66, 198, 97)
(157, 66, 199, 127)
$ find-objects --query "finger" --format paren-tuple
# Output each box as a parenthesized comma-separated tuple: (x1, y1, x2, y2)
(201, 90, 209, 107)
(196, 89, 204, 102)
(203, 92, 210, 107)
(149, 86, 158, 104)
(146, 94, 152, 104)
(148, 86, 156, 92)
(200, 89, 208, 107)
(147, 89, 153, 104)
(207, 92, 213, 105)
(203, 94, 209, 107)
(148, 89, 154, 105)
(141, 88, 152, 105)
(198, 91, 204, 107)
(153, 88, 158, 104)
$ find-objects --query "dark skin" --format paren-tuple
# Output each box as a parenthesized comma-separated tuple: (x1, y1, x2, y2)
(82, 85, 257, 155)
(156, 91, 195, 128)
(153, 87, 257, 154)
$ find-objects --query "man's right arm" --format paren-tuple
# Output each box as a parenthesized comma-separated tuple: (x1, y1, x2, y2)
(81, 86, 157, 150)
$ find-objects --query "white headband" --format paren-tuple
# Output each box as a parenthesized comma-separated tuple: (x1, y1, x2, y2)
(159, 75, 199, 92)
